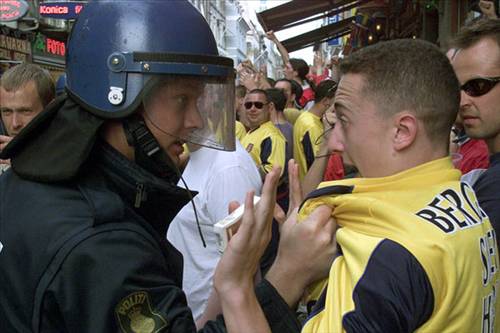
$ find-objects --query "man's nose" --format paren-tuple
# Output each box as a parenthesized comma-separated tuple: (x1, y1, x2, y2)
(328, 124, 344, 154)
(185, 105, 203, 130)
(11, 112, 23, 129)
(459, 90, 472, 110)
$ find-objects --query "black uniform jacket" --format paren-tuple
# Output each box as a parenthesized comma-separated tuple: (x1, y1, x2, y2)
(0, 96, 300, 333)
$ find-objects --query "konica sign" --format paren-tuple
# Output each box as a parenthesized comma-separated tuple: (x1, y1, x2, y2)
(0, 0, 30, 22)
(39, 2, 86, 20)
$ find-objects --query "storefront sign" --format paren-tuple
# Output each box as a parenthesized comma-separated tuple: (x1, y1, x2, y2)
(0, 34, 31, 54)
(39, 2, 85, 20)
(0, 34, 31, 62)
(33, 33, 66, 58)
(0, 0, 29, 22)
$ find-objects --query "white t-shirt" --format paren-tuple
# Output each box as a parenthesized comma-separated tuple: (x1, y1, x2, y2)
(166, 140, 262, 320)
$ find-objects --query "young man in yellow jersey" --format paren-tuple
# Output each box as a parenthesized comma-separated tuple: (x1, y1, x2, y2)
(241, 89, 286, 180)
(245, 39, 500, 333)
(293, 80, 337, 180)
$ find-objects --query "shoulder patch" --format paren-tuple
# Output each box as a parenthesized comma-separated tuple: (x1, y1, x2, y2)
(116, 291, 167, 333)
(246, 143, 254, 153)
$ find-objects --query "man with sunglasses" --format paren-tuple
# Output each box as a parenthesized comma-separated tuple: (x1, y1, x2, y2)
(451, 19, 500, 249)
(240, 89, 286, 181)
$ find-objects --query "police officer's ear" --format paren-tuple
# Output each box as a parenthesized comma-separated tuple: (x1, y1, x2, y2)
(392, 111, 418, 151)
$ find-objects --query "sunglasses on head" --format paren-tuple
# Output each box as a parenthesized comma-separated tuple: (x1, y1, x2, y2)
(461, 76, 500, 97)
(244, 101, 268, 109)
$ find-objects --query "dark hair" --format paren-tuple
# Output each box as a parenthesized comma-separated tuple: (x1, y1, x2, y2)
(266, 77, 276, 87)
(289, 79, 303, 102)
(0, 63, 55, 107)
(451, 18, 500, 50)
(235, 84, 247, 98)
(266, 88, 287, 112)
(289, 58, 309, 81)
(289, 58, 316, 92)
(340, 39, 460, 145)
(275, 78, 292, 87)
(314, 80, 337, 103)
(247, 88, 269, 102)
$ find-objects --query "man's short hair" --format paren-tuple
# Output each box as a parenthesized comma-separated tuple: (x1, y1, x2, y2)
(266, 88, 287, 112)
(314, 80, 337, 103)
(0, 63, 55, 107)
(247, 88, 269, 102)
(340, 39, 460, 145)
(451, 18, 500, 50)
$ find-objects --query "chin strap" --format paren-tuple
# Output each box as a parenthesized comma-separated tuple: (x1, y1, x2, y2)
(122, 114, 206, 247)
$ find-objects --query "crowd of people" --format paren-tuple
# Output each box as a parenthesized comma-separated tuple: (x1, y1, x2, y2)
(0, 0, 499, 332)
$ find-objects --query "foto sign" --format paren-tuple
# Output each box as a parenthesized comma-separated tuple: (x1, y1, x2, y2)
(39, 2, 85, 20)
(0, 0, 29, 22)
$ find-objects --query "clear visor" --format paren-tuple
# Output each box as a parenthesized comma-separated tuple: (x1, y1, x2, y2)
(141, 74, 235, 151)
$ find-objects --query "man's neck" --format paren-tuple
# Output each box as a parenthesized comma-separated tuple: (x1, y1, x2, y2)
(486, 134, 500, 155)
(309, 104, 324, 118)
(271, 110, 287, 124)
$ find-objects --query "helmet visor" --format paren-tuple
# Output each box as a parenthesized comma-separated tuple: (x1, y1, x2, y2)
(141, 74, 235, 152)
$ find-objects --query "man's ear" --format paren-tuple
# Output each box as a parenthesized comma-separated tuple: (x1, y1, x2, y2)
(392, 112, 418, 151)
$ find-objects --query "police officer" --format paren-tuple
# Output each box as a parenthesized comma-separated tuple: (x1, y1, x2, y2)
(0, 1, 337, 332)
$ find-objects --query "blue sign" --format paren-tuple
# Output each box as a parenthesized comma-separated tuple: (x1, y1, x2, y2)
(327, 15, 340, 46)
(39, 2, 86, 20)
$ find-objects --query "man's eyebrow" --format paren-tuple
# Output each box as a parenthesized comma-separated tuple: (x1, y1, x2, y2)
(334, 101, 347, 113)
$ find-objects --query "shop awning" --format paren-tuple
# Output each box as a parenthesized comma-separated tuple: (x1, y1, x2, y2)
(256, 0, 366, 33)
(281, 16, 352, 52)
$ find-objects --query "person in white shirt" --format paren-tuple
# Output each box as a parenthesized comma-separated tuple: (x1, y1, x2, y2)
(167, 140, 262, 320)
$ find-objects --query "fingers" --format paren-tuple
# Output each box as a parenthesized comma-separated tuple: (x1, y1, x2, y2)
(236, 191, 256, 241)
(304, 205, 334, 228)
(287, 159, 302, 215)
(273, 204, 286, 225)
(261, 166, 281, 204)
(228, 201, 241, 215)
(0, 135, 13, 151)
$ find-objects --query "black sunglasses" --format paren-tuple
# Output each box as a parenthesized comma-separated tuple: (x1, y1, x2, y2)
(244, 101, 268, 109)
(461, 76, 500, 97)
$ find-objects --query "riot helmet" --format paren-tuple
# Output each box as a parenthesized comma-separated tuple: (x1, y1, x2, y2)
(66, 0, 235, 151)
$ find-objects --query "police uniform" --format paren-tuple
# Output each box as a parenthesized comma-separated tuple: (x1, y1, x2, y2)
(293, 111, 323, 180)
(241, 120, 286, 177)
(299, 157, 500, 333)
(0, 97, 300, 333)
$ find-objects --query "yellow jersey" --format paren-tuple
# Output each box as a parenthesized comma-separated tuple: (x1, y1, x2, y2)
(284, 107, 302, 125)
(241, 121, 286, 177)
(235, 120, 247, 143)
(293, 111, 324, 180)
(299, 157, 499, 333)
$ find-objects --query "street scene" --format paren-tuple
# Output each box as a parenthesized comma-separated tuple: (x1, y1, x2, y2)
(1, 0, 499, 332)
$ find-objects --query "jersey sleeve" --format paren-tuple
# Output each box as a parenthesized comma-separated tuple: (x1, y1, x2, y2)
(342, 239, 434, 333)
(260, 136, 285, 177)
